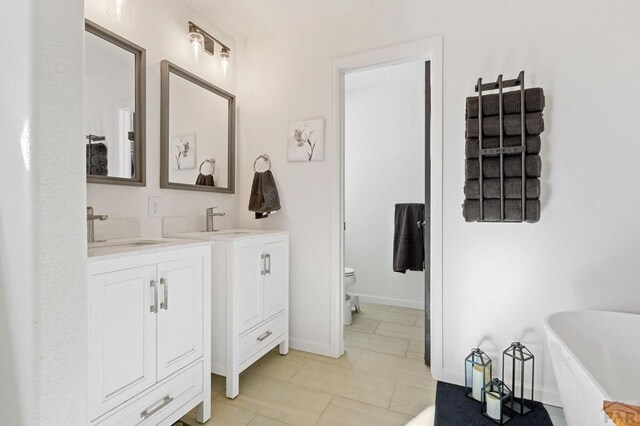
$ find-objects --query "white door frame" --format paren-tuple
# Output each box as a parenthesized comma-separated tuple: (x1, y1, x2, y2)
(329, 36, 444, 380)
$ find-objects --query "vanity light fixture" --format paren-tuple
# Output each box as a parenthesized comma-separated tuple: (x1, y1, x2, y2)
(188, 21, 232, 75)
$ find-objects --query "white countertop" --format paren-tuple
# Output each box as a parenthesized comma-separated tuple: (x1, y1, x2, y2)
(87, 237, 214, 262)
(165, 229, 289, 242)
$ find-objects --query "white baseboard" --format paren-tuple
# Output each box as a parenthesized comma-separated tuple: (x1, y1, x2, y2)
(289, 337, 335, 358)
(356, 293, 424, 310)
(440, 368, 562, 407)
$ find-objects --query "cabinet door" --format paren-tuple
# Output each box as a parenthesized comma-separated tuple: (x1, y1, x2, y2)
(89, 265, 157, 419)
(156, 256, 203, 381)
(263, 240, 287, 319)
(236, 243, 264, 333)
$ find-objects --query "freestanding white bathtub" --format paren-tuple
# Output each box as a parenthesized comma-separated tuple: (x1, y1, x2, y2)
(544, 310, 640, 426)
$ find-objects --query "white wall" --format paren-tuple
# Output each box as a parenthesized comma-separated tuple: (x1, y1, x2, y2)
(85, 0, 240, 236)
(237, 0, 640, 404)
(1, 0, 87, 423)
(344, 62, 425, 309)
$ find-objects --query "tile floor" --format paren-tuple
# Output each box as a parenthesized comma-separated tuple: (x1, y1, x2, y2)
(179, 303, 434, 425)
(178, 302, 566, 426)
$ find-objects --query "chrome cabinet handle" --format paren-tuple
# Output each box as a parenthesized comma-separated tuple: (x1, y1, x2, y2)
(140, 395, 173, 419)
(261, 254, 267, 276)
(257, 330, 273, 342)
(266, 253, 271, 275)
(160, 278, 168, 310)
(150, 280, 158, 313)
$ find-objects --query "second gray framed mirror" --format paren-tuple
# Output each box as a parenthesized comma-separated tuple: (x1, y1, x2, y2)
(160, 60, 236, 193)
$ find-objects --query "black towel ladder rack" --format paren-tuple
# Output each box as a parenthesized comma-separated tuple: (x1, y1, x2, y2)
(475, 70, 527, 222)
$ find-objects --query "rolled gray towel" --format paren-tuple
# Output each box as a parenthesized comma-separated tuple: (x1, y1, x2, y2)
(464, 178, 540, 199)
(90, 155, 108, 167)
(462, 199, 540, 223)
(465, 136, 541, 158)
(466, 88, 545, 118)
(89, 166, 108, 176)
(87, 142, 108, 156)
(466, 112, 544, 137)
(465, 155, 541, 179)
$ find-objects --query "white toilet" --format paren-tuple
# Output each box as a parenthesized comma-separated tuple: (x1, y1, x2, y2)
(344, 267, 361, 326)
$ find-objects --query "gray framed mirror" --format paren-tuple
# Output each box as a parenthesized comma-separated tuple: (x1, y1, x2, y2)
(85, 20, 146, 186)
(160, 60, 236, 194)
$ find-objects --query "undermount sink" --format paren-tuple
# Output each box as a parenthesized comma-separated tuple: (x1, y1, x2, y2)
(89, 239, 165, 249)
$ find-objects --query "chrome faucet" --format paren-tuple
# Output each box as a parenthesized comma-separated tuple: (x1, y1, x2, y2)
(206, 207, 226, 232)
(87, 206, 108, 244)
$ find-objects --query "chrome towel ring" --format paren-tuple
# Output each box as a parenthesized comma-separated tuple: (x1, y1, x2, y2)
(253, 154, 271, 172)
(199, 158, 216, 175)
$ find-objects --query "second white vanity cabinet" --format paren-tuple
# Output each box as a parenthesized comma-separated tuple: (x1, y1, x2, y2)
(169, 230, 289, 398)
(88, 241, 212, 426)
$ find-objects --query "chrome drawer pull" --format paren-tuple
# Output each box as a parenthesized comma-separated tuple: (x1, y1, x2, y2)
(150, 280, 158, 313)
(257, 330, 273, 342)
(260, 254, 267, 276)
(266, 253, 271, 275)
(140, 395, 173, 419)
(160, 278, 168, 310)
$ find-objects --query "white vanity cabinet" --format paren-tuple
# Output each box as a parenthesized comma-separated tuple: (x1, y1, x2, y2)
(88, 242, 212, 426)
(169, 230, 289, 399)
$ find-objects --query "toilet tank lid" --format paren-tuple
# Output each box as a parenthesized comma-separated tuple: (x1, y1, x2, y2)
(345, 267, 355, 276)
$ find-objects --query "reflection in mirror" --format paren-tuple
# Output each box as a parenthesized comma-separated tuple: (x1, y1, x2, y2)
(161, 60, 235, 193)
(85, 20, 146, 186)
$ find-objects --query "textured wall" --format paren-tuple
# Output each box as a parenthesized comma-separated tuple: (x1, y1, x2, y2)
(0, 1, 37, 423)
(0, 0, 87, 424)
(35, 0, 88, 422)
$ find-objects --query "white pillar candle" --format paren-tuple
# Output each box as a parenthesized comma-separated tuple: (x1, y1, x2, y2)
(472, 365, 485, 401)
(486, 391, 502, 420)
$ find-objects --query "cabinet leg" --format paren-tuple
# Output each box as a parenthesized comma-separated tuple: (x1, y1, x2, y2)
(279, 338, 289, 356)
(226, 373, 239, 399)
(195, 397, 211, 424)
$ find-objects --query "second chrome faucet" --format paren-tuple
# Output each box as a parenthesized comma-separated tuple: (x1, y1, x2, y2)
(206, 207, 226, 232)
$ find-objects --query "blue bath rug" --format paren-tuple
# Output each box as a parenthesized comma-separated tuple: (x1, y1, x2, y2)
(435, 382, 553, 425)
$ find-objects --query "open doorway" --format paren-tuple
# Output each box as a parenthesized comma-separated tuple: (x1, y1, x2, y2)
(342, 59, 430, 364)
(331, 38, 443, 379)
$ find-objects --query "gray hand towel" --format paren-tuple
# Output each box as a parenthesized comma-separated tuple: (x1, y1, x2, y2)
(466, 88, 545, 118)
(466, 112, 544, 138)
(248, 170, 281, 219)
(465, 136, 541, 159)
(465, 155, 541, 179)
(464, 178, 540, 200)
(462, 199, 540, 223)
(195, 173, 215, 187)
(393, 203, 425, 274)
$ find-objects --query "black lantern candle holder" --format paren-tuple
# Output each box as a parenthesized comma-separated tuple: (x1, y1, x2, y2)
(481, 378, 513, 424)
(502, 341, 535, 415)
(465, 348, 492, 401)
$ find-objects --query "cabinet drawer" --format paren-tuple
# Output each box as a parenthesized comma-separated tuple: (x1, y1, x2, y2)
(239, 313, 284, 364)
(94, 361, 203, 426)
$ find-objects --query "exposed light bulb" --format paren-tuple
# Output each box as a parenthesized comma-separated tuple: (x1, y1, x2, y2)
(189, 32, 204, 62)
(107, 0, 130, 23)
(220, 47, 231, 77)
